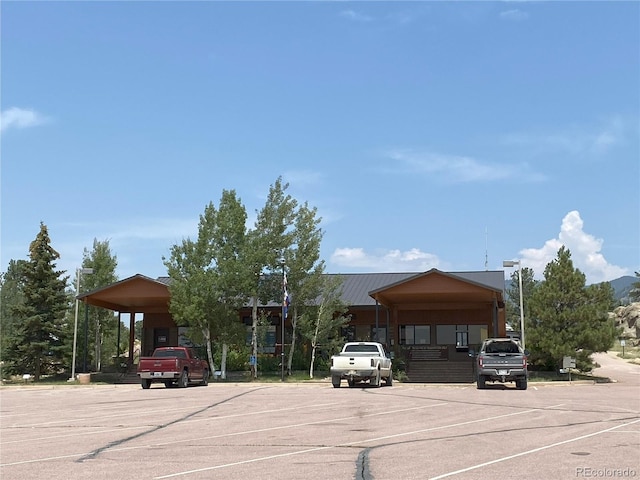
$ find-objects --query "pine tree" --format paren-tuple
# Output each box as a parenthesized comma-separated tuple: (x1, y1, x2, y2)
(0, 260, 28, 377)
(527, 246, 617, 371)
(6, 223, 69, 380)
(629, 271, 640, 302)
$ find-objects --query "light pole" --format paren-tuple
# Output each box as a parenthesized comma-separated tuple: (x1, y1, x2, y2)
(503, 260, 525, 349)
(69, 267, 93, 381)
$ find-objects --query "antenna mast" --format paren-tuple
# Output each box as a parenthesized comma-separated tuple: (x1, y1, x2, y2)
(485, 227, 489, 270)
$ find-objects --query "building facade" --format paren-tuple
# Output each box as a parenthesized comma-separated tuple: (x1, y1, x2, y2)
(79, 269, 506, 382)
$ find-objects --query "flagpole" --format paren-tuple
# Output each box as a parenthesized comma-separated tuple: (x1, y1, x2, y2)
(281, 257, 286, 382)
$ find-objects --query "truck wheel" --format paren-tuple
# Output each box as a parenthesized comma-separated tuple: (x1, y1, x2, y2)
(385, 371, 393, 386)
(477, 375, 486, 389)
(178, 370, 189, 388)
(200, 370, 209, 386)
(141, 379, 151, 389)
(516, 377, 528, 390)
(332, 376, 341, 388)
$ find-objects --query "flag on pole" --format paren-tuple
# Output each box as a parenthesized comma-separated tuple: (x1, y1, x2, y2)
(283, 271, 291, 318)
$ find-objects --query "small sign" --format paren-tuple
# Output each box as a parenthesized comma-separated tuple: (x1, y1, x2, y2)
(562, 356, 576, 369)
(620, 339, 626, 347)
(249, 355, 256, 366)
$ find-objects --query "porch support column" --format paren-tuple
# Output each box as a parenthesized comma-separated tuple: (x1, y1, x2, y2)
(375, 299, 380, 342)
(386, 307, 390, 347)
(129, 312, 136, 367)
(492, 299, 498, 337)
(117, 312, 122, 358)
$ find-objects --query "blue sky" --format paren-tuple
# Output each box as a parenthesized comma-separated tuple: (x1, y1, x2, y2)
(2, 1, 638, 285)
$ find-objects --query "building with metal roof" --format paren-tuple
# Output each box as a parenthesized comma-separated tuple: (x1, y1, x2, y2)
(79, 269, 506, 383)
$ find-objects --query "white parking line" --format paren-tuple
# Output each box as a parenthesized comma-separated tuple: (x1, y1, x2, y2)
(153, 406, 542, 479)
(428, 418, 640, 480)
(0, 402, 449, 467)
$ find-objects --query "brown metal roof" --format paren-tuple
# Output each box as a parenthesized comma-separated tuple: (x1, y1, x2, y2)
(78, 274, 170, 313)
(78, 270, 505, 313)
(366, 269, 504, 308)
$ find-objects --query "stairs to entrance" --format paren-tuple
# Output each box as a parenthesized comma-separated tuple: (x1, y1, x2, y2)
(114, 365, 140, 384)
(407, 360, 475, 383)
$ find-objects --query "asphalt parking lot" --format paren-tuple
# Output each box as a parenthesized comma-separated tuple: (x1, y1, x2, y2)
(1, 356, 638, 480)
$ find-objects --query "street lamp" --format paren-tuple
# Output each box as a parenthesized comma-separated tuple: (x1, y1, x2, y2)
(69, 267, 93, 381)
(503, 260, 525, 349)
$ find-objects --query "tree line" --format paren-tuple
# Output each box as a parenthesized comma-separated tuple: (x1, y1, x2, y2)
(1, 176, 636, 380)
(0, 177, 350, 381)
(504, 246, 637, 372)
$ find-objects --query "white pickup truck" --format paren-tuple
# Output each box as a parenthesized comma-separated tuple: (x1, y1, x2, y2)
(330, 341, 393, 388)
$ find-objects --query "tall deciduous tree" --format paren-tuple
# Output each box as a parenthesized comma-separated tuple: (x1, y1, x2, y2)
(164, 190, 250, 378)
(79, 239, 118, 371)
(298, 274, 350, 378)
(202, 190, 252, 378)
(245, 177, 297, 378)
(6, 223, 69, 380)
(527, 246, 617, 371)
(285, 201, 325, 375)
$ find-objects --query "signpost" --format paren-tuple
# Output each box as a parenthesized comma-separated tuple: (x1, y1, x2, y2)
(562, 356, 576, 382)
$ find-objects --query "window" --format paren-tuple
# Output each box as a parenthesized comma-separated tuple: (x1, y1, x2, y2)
(456, 331, 469, 348)
(399, 325, 430, 345)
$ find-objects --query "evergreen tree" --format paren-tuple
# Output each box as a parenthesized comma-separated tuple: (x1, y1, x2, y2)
(629, 271, 640, 302)
(527, 246, 617, 371)
(0, 260, 28, 377)
(6, 223, 69, 380)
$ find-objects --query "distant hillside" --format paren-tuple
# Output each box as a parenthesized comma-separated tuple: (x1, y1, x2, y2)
(504, 275, 637, 304)
(610, 276, 637, 303)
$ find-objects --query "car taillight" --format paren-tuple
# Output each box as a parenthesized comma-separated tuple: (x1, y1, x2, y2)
(331, 358, 334, 367)
(522, 356, 527, 368)
(478, 357, 484, 368)
(371, 359, 375, 367)
(175, 358, 179, 370)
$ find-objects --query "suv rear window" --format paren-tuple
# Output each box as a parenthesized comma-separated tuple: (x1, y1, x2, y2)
(484, 342, 520, 354)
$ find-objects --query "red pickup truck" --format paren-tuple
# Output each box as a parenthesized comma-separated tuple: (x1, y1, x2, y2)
(137, 346, 209, 389)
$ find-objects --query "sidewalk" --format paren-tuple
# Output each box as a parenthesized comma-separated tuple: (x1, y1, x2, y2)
(592, 351, 640, 385)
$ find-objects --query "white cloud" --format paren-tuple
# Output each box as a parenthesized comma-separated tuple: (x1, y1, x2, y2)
(499, 9, 529, 21)
(519, 210, 629, 284)
(330, 247, 446, 272)
(1, 107, 48, 132)
(339, 10, 373, 23)
(385, 149, 546, 183)
(501, 117, 627, 157)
